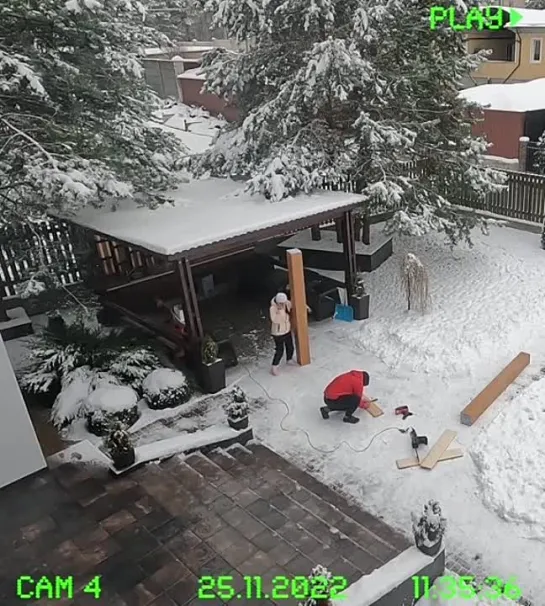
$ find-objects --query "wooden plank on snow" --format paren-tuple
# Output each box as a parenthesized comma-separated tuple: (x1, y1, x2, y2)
(366, 400, 383, 417)
(419, 430, 457, 470)
(396, 448, 463, 470)
(460, 352, 530, 427)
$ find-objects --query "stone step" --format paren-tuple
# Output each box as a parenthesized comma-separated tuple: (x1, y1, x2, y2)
(225, 442, 410, 555)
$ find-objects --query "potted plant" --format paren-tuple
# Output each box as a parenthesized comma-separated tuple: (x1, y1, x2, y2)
(224, 390, 249, 430)
(349, 273, 370, 321)
(104, 423, 136, 470)
(412, 499, 446, 557)
(299, 565, 333, 606)
(200, 334, 226, 393)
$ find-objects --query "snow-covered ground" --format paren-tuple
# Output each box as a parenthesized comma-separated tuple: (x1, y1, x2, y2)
(229, 224, 545, 602)
(148, 102, 224, 155)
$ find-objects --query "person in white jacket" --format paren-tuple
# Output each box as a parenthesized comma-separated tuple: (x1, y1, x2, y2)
(269, 292, 295, 375)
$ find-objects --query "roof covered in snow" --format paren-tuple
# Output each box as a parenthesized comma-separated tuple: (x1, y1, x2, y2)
(459, 78, 545, 112)
(178, 68, 205, 81)
(59, 177, 363, 259)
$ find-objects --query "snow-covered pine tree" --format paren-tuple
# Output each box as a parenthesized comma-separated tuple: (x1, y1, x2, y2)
(191, 0, 504, 244)
(0, 0, 187, 226)
(143, 0, 204, 44)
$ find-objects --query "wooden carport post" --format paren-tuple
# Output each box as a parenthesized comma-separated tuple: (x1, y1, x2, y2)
(286, 249, 310, 366)
(341, 210, 357, 298)
(176, 257, 204, 343)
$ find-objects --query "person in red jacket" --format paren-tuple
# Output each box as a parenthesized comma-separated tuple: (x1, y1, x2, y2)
(321, 370, 370, 424)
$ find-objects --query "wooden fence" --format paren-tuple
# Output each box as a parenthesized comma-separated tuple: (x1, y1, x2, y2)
(2, 166, 545, 298)
(0, 220, 82, 298)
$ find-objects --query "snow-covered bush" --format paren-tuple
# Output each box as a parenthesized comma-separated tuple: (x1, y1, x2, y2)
(224, 398, 249, 421)
(85, 384, 140, 436)
(104, 423, 135, 469)
(19, 313, 160, 401)
(231, 385, 247, 403)
(50, 366, 95, 429)
(353, 272, 366, 297)
(49, 368, 140, 433)
(201, 334, 219, 364)
(298, 564, 332, 606)
(412, 500, 447, 549)
(142, 367, 191, 409)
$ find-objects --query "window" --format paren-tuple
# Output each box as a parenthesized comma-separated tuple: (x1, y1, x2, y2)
(531, 38, 542, 63)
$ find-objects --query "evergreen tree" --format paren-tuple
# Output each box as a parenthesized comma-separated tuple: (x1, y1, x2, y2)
(144, 0, 203, 43)
(191, 0, 504, 244)
(0, 0, 187, 226)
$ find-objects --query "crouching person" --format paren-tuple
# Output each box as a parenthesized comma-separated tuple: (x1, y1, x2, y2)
(321, 370, 370, 424)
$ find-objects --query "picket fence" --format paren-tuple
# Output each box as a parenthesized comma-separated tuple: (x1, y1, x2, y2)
(2, 166, 545, 298)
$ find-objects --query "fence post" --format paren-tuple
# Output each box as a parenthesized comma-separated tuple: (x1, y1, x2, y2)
(519, 136, 530, 172)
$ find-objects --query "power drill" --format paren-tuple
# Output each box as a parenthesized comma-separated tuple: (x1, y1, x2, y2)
(409, 428, 428, 462)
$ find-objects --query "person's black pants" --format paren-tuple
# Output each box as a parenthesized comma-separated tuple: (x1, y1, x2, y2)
(324, 394, 359, 416)
(272, 332, 294, 366)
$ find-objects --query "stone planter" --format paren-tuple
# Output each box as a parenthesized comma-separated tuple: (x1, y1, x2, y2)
(111, 448, 135, 470)
(228, 416, 249, 431)
(416, 539, 443, 557)
(350, 294, 370, 320)
(200, 358, 226, 394)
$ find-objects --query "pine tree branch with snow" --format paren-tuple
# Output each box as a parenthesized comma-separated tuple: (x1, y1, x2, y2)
(0, 0, 187, 227)
(191, 0, 504, 244)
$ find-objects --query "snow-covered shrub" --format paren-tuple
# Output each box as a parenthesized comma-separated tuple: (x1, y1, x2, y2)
(298, 564, 333, 606)
(353, 272, 366, 297)
(399, 253, 429, 312)
(142, 367, 191, 409)
(104, 423, 135, 469)
(231, 385, 247, 404)
(85, 384, 140, 436)
(201, 334, 219, 364)
(50, 366, 95, 429)
(19, 313, 160, 402)
(224, 398, 249, 421)
(412, 500, 447, 549)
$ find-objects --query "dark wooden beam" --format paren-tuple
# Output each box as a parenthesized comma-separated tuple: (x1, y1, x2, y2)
(176, 258, 204, 343)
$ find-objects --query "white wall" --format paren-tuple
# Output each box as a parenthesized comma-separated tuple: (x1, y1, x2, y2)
(0, 335, 46, 488)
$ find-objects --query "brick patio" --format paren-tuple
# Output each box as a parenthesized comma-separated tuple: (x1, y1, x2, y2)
(0, 442, 410, 605)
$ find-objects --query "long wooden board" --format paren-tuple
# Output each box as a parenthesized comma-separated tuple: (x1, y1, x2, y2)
(460, 352, 530, 426)
(419, 430, 457, 470)
(366, 400, 383, 417)
(396, 448, 463, 470)
(287, 249, 311, 366)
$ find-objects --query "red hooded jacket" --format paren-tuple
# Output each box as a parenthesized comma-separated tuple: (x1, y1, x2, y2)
(324, 371, 369, 405)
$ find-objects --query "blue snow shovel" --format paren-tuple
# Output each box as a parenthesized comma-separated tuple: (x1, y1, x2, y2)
(334, 288, 354, 322)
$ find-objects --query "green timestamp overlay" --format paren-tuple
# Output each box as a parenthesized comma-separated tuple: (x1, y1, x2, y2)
(430, 6, 523, 31)
(16, 575, 102, 600)
(198, 574, 349, 601)
(413, 575, 522, 601)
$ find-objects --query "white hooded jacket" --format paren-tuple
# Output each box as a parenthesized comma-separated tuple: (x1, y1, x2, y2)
(269, 297, 292, 336)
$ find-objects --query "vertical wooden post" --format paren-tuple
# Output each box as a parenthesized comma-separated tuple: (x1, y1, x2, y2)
(286, 248, 310, 366)
(341, 210, 357, 298)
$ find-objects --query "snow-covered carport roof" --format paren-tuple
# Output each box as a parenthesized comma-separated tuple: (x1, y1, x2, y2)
(57, 177, 364, 262)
